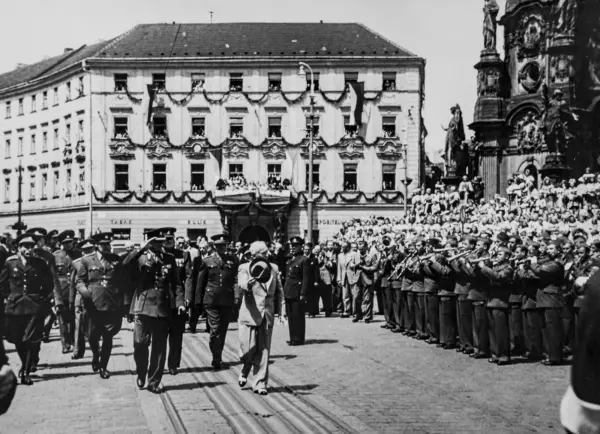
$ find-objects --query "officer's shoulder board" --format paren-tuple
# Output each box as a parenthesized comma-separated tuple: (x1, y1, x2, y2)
(5, 255, 17, 262)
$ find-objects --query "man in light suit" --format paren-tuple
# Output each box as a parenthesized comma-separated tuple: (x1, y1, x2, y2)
(346, 242, 364, 323)
(336, 242, 352, 318)
(236, 241, 284, 395)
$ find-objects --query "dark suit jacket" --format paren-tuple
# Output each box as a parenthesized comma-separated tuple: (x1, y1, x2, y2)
(76, 251, 128, 312)
(192, 253, 239, 307)
(0, 255, 53, 315)
(283, 254, 311, 300)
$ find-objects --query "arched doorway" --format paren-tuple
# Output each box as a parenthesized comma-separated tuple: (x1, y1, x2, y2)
(238, 225, 271, 244)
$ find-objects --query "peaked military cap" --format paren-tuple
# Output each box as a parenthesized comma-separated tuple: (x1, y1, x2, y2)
(288, 236, 304, 245)
(48, 229, 59, 240)
(58, 230, 75, 243)
(497, 232, 509, 243)
(92, 232, 113, 244)
(77, 238, 95, 250)
(26, 227, 48, 239)
(16, 234, 36, 246)
(145, 227, 176, 241)
(427, 237, 440, 247)
(249, 257, 272, 284)
(497, 246, 512, 255)
(211, 233, 229, 245)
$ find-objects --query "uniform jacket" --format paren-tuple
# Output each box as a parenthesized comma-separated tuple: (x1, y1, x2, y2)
(405, 255, 425, 293)
(236, 262, 284, 327)
(425, 258, 454, 296)
(283, 253, 311, 300)
(126, 249, 184, 318)
(462, 252, 490, 301)
(479, 261, 514, 308)
(191, 253, 239, 307)
(0, 255, 53, 315)
(33, 247, 60, 303)
(526, 258, 565, 309)
(76, 251, 129, 312)
(53, 250, 75, 307)
(184, 253, 210, 306)
(70, 258, 84, 308)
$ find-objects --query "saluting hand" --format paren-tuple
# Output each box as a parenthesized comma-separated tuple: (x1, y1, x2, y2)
(142, 237, 157, 251)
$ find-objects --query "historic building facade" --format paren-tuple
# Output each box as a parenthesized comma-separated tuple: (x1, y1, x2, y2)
(469, 0, 600, 198)
(0, 23, 425, 243)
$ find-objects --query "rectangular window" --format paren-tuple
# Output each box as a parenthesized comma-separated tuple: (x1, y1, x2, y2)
(229, 73, 243, 91)
(229, 117, 243, 138)
(66, 82, 71, 101)
(17, 137, 23, 156)
(267, 164, 281, 176)
(191, 73, 205, 89)
(66, 168, 72, 195)
(306, 163, 320, 190)
(152, 164, 167, 191)
(66, 124, 71, 144)
(268, 117, 282, 138)
(53, 87, 59, 105)
(114, 73, 128, 91)
(18, 98, 23, 115)
(382, 164, 397, 191)
(190, 163, 205, 191)
(30, 134, 36, 154)
(42, 91, 48, 109)
(78, 165, 85, 194)
(152, 73, 166, 91)
(29, 174, 35, 200)
(268, 73, 282, 92)
(114, 164, 129, 191)
(382, 116, 397, 138)
(78, 120, 84, 142)
(53, 170, 59, 197)
(383, 72, 396, 91)
(5, 139, 10, 159)
(114, 117, 128, 138)
(343, 164, 358, 191)
(191, 117, 205, 137)
(306, 72, 320, 91)
(344, 72, 358, 87)
(343, 115, 358, 137)
(152, 116, 167, 137)
(267, 164, 282, 189)
(41, 173, 47, 199)
(112, 228, 131, 240)
(305, 116, 320, 138)
(5, 101, 10, 118)
(42, 131, 48, 152)
(3, 178, 9, 203)
(229, 163, 244, 179)
(78, 76, 84, 96)
(31, 95, 36, 112)
(78, 229, 85, 240)
(53, 128, 59, 149)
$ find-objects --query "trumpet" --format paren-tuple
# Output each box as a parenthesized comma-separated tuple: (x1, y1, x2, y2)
(513, 258, 531, 266)
(419, 248, 453, 262)
(468, 256, 491, 264)
(447, 249, 471, 262)
(389, 252, 416, 280)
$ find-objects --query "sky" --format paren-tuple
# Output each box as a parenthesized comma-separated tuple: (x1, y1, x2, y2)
(0, 0, 507, 163)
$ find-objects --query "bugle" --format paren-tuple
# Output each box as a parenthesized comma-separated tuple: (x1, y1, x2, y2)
(447, 249, 471, 261)
(468, 256, 491, 264)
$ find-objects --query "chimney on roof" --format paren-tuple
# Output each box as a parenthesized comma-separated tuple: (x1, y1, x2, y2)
(64, 47, 74, 53)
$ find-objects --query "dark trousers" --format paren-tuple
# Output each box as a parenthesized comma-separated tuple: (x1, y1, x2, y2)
(414, 293, 427, 337)
(43, 310, 57, 338)
(472, 301, 489, 355)
(72, 302, 88, 357)
(509, 303, 525, 356)
(573, 306, 581, 351)
(88, 311, 122, 370)
(167, 311, 186, 370)
(285, 298, 306, 344)
(561, 304, 574, 353)
(383, 287, 395, 327)
(439, 296, 456, 347)
(402, 292, 415, 332)
(523, 309, 543, 358)
(57, 306, 74, 350)
(457, 296, 473, 351)
(189, 304, 207, 332)
(361, 283, 374, 321)
(488, 308, 510, 360)
(133, 315, 169, 387)
(6, 314, 44, 376)
(542, 308, 563, 363)
(375, 283, 384, 315)
(425, 293, 439, 341)
(205, 305, 233, 363)
(332, 284, 343, 312)
(307, 286, 319, 316)
(317, 284, 332, 317)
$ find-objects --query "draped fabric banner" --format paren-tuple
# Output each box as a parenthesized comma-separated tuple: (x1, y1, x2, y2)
(146, 84, 156, 125)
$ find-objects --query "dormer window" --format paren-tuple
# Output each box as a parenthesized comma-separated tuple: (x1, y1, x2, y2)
(191, 73, 205, 90)
(229, 73, 243, 92)
(383, 72, 396, 91)
(268, 117, 282, 138)
(229, 117, 243, 138)
(268, 73, 282, 92)
(114, 74, 128, 92)
(191, 117, 205, 137)
(382, 116, 397, 138)
(152, 73, 166, 91)
(152, 116, 167, 138)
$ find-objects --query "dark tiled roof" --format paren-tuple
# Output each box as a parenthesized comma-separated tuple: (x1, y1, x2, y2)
(96, 23, 418, 58)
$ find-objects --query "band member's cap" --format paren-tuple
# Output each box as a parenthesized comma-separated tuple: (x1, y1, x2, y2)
(497, 246, 511, 255)
(26, 227, 48, 240)
(497, 232, 509, 243)
(58, 230, 75, 243)
(145, 227, 176, 241)
(16, 234, 36, 246)
(288, 236, 304, 246)
(211, 233, 229, 245)
(48, 229, 59, 240)
(478, 237, 492, 247)
(249, 257, 272, 284)
(77, 238, 95, 250)
(427, 237, 440, 247)
(92, 232, 113, 244)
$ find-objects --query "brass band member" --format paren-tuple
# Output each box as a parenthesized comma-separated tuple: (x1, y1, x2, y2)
(451, 236, 476, 355)
(400, 241, 418, 336)
(421, 238, 443, 345)
(436, 236, 458, 349)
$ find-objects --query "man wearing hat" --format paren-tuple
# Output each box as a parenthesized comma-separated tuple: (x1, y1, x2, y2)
(76, 232, 130, 379)
(187, 233, 238, 369)
(126, 228, 184, 393)
(236, 241, 284, 395)
(0, 234, 54, 385)
(283, 237, 311, 345)
(53, 230, 82, 354)
(69, 238, 96, 359)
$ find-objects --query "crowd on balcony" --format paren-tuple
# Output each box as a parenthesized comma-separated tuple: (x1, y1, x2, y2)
(215, 174, 291, 193)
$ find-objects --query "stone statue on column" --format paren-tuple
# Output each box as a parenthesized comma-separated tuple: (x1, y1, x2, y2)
(483, 0, 500, 52)
(540, 83, 579, 155)
(442, 104, 466, 178)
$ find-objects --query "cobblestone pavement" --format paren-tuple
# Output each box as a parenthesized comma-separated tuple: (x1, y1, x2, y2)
(2, 314, 569, 433)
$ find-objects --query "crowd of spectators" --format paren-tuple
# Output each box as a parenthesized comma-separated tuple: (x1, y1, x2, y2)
(215, 175, 291, 193)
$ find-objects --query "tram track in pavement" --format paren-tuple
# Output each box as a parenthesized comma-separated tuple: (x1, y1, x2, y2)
(165, 332, 366, 434)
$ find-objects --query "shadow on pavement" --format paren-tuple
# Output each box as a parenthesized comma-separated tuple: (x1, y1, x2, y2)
(269, 384, 319, 395)
(164, 381, 226, 392)
(41, 369, 133, 381)
(304, 339, 338, 345)
(175, 366, 219, 375)
(47, 360, 92, 369)
(270, 354, 297, 360)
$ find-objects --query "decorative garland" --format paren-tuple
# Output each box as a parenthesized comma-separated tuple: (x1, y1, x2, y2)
(295, 190, 404, 204)
(164, 88, 196, 106)
(125, 88, 143, 104)
(92, 188, 217, 204)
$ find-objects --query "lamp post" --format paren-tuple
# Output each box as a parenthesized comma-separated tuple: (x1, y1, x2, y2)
(401, 125, 410, 215)
(298, 62, 315, 245)
(14, 162, 26, 236)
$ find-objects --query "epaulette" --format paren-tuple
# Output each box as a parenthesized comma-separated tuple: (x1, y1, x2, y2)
(6, 255, 17, 261)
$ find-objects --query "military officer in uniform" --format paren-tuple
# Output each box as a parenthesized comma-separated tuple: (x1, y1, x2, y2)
(53, 230, 82, 354)
(76, 232, 129, 379)
(187, 233, 238, 369)
(125, 230, 184, 393)
(0, 234, 53, 385)
(70, 238, 96, 360)
(283, 237, 311, 346)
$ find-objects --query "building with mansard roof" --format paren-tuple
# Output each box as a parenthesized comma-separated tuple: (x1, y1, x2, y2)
(0, 22, 425, 243)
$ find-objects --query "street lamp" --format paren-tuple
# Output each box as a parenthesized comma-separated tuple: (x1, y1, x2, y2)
(401, 124, 412, 215)
(298, 62, 315, 245)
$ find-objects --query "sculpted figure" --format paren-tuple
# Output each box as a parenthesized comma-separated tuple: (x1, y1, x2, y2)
(483, 0, 500, 51)
(442, 105, 466, 177)
(540, 84, 579, 154)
